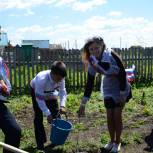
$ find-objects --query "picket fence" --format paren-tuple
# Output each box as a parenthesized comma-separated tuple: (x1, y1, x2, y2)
(0, 46, 153, 94)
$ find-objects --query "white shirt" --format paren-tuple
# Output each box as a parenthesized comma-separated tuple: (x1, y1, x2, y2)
(30, 70, 67, 116)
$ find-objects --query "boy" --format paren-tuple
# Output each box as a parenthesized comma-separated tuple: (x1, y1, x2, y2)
(30, 61, 67, 151)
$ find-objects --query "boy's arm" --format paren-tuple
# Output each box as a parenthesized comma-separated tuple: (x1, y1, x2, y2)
(34, 82, 51, 116)
(36, 96, 51, 116)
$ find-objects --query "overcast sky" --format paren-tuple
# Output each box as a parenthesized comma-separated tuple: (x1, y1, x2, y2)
(0, 0, 153, 49)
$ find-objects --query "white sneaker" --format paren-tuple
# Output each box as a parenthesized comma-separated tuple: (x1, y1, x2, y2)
(38, 150, 45, 153)
(110, 143, 121, 153)
(104, 142, 114, 151)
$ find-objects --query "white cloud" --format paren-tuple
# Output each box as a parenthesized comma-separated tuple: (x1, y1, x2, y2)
(7, 15, 153, 48)
(9, 13, 20, 17)
(0, 0, 107, 11)
(9, 9, 35, 17)
(72, 0, 107, 12)
(53, 15, 60, 20)
(0, 0, 56, 9)
(24, 10, 35, 16)
(108, 11, 122, 17)
(55, 0, 76, 6)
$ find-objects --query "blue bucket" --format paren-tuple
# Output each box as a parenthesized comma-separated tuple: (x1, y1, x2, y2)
(50, 119, 72, 145)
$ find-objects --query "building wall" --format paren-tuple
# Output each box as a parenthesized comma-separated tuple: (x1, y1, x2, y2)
(22, 40, 49, 48)
(0, 32, 8, 46)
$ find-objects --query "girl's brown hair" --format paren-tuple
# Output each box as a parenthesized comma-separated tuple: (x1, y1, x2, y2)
(81, 36, 106, 67)
(81, 37, 106, 62)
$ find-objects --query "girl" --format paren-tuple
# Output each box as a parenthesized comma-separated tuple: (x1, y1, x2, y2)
(78, 36, 131, 153)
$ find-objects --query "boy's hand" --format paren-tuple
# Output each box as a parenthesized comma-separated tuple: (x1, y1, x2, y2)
(60, 106, 66, 114)
(47, 114, 53, 124)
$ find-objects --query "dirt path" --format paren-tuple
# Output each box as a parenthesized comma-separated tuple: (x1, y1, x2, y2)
(15, 106, 153, 153)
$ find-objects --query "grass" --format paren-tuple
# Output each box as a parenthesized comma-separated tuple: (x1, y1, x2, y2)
(0, 85, 153, 152)
(122, 131, 143, 145)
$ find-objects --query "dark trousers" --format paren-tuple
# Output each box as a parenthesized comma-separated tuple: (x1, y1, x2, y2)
(30, 87, 60, 148)
(0, 102, 21, 153)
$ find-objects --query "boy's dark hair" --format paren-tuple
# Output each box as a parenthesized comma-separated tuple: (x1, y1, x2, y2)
(51, 61, 67, 77)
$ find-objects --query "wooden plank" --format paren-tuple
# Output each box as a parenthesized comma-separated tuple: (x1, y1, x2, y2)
(13, 48, 17, 93)
(72, 51, 76, 90)
(137, 48, 141, 80)
(134, 47, 138, 79)
(144, 47, 147, 80)
(147, 47, 152, 80)
(31, 48, 35, 78)
(36, 48, 39, 74)
(0, 142, 28, 153)
(151, 47, 153, 79)
(17, 47, 22, 94)
(76, 51, 79, 89)
(40, 49, 43, 71)
(7, 48, 12, 86)
(68, 50, 72, 90)
(27, 56, 30, 87)
(80, 61, 83, 89)
(22, 48, 26, 93)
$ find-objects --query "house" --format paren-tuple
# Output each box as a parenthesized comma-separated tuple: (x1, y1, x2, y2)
(0, 26, 8, 53)
(0, 32, 8, 47)
(21, 40, 49, 48)
(49, 43, 63, 49)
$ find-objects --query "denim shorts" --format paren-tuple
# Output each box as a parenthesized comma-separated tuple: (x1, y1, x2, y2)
(104, 97, 121, 109)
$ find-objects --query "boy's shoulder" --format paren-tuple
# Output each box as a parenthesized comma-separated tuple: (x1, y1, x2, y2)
(38, 70, 50, 75)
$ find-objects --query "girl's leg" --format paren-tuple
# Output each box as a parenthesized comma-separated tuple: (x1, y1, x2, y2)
(114, 107, 123, 144)
(106, 108, 115, 143)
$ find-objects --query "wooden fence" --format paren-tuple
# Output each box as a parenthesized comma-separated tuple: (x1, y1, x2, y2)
(0, 46, 153, 94)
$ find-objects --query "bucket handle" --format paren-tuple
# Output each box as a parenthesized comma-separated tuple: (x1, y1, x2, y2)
(56, 112, 68, 120)
(53, 112, 68, 127)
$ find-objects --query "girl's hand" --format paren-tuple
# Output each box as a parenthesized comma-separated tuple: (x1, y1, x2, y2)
(89, 55, 98, 65)
(0, 81, 10, 96)
(0, 80, 8, 92)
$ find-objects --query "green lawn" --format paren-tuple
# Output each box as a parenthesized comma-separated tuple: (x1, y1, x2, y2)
(0, 85, 153, 153)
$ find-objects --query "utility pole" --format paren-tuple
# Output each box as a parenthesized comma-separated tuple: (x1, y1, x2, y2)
(67, 40, 69, 50)
(75, 39, 77, 49)
(120, 37, 122, 49)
